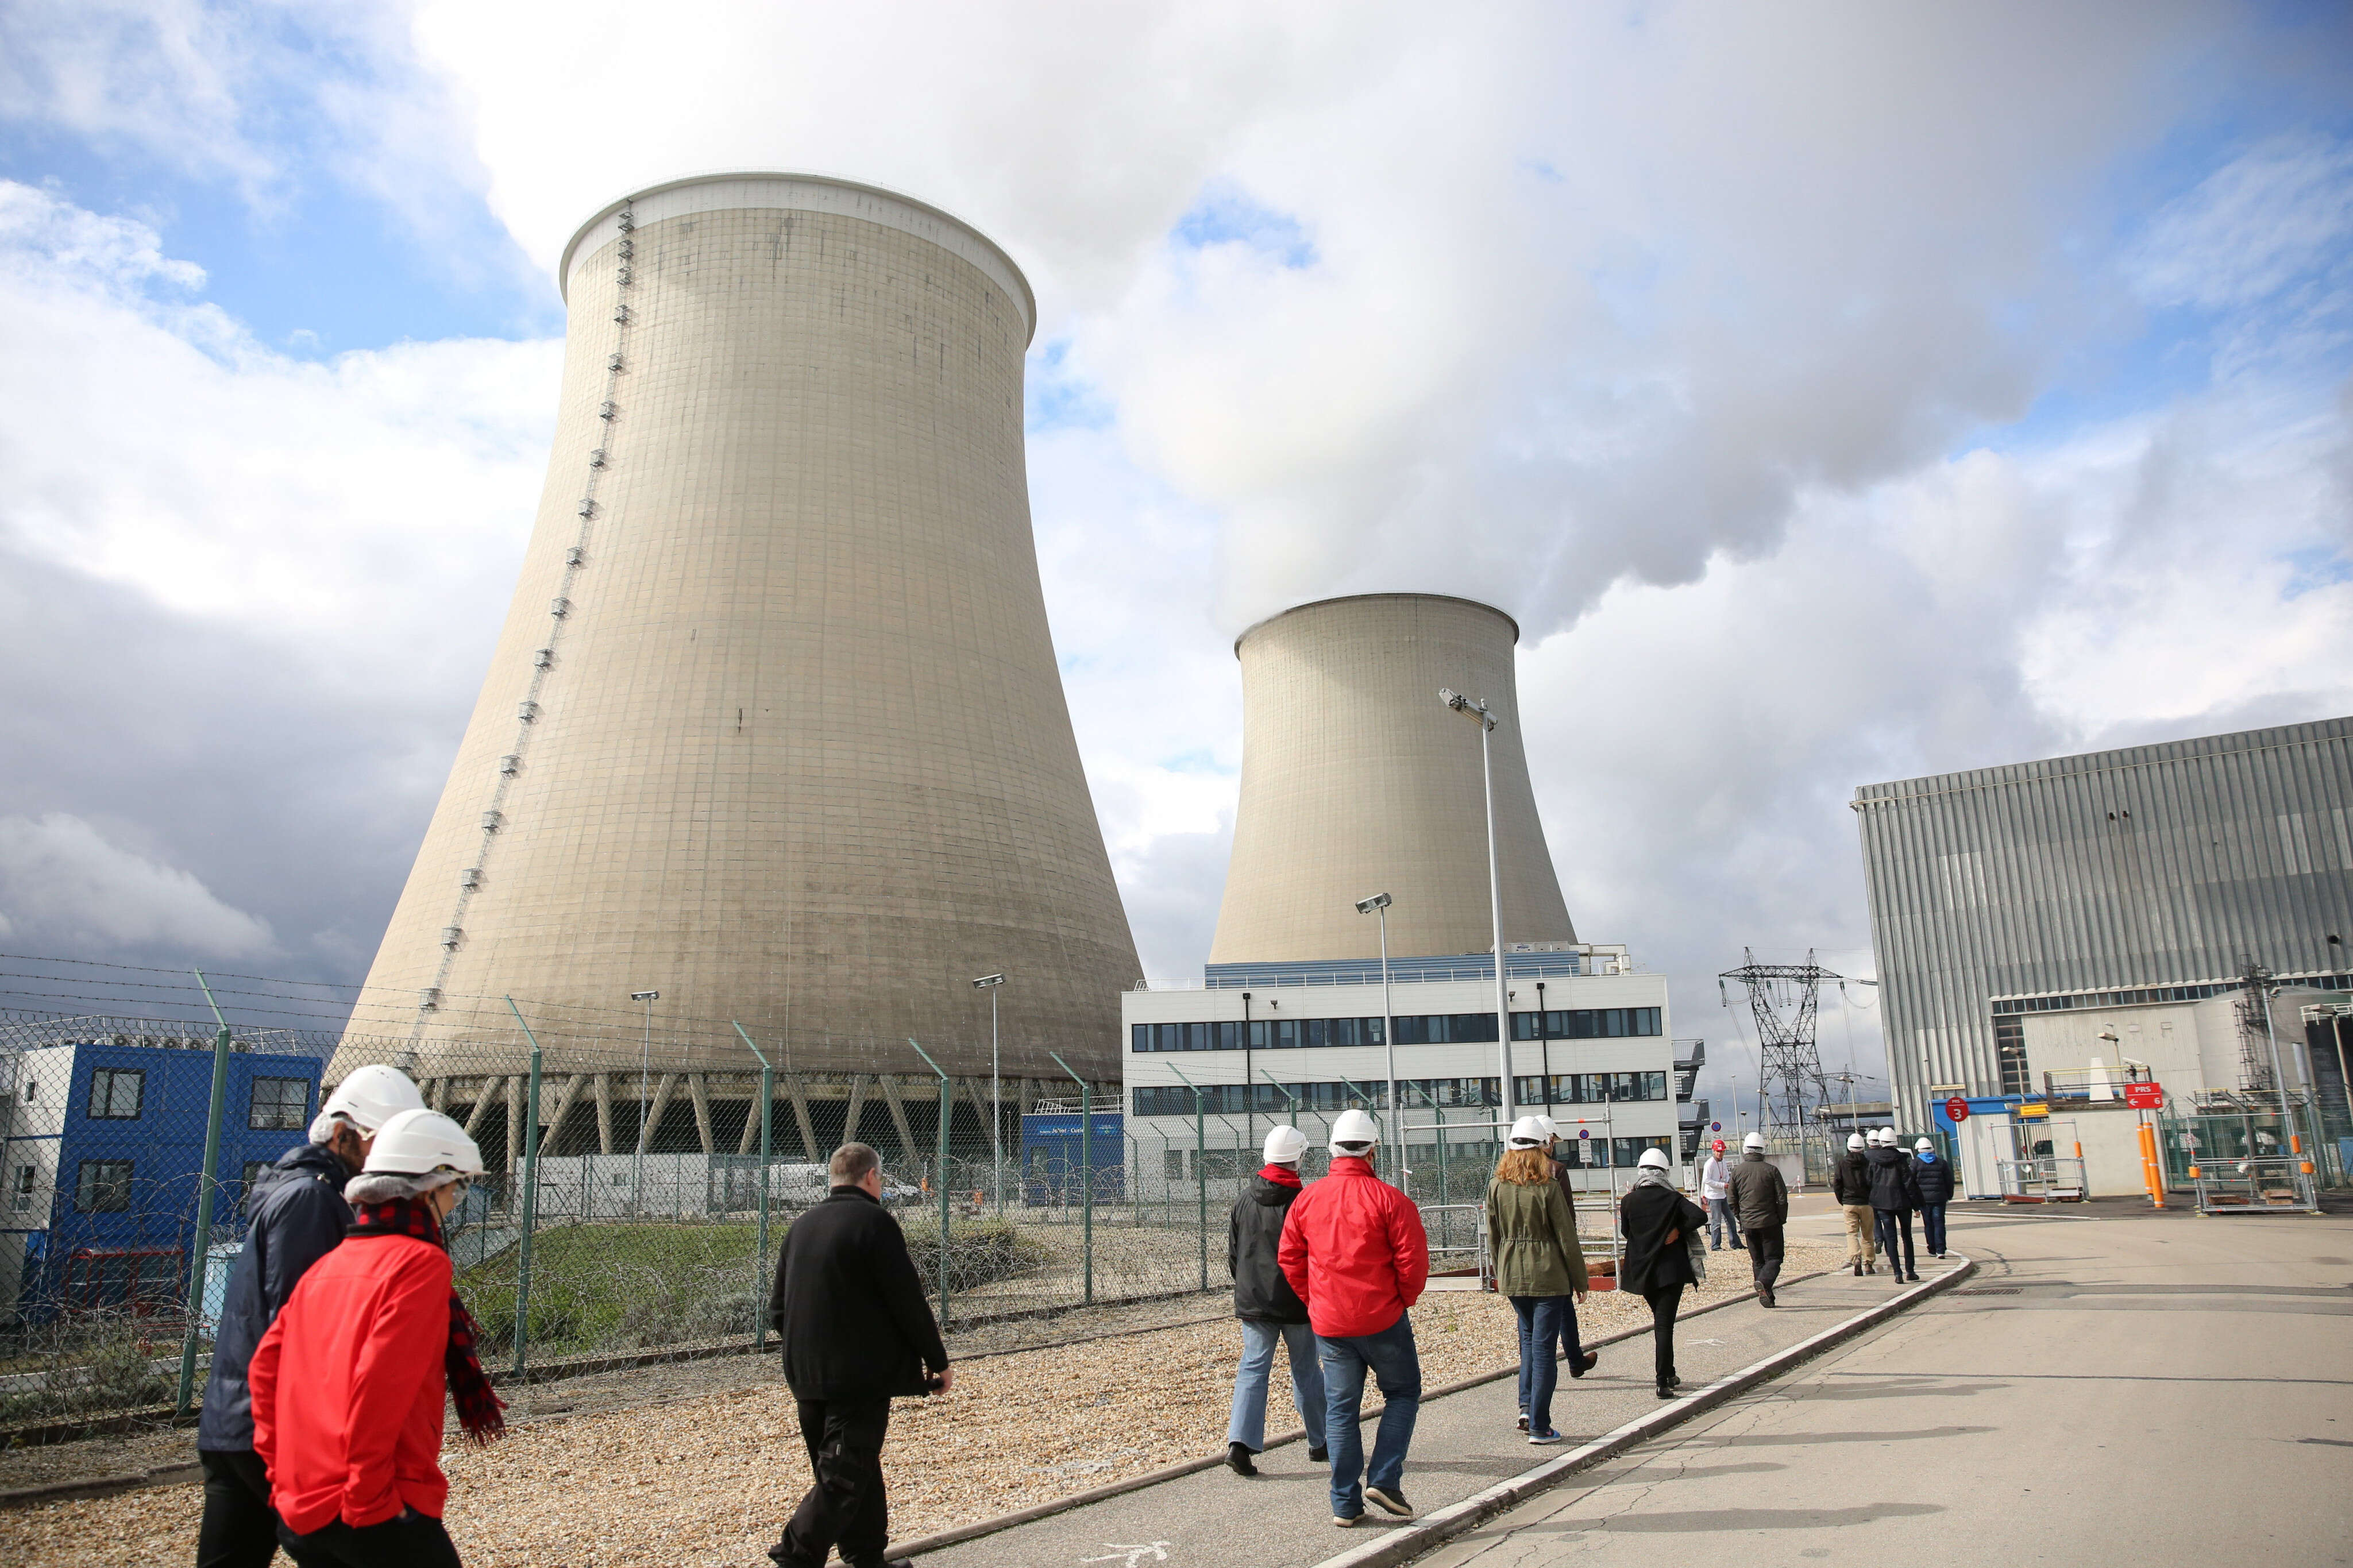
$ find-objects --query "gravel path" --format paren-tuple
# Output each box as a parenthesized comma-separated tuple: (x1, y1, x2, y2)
(2, 1241, 1841, 1566)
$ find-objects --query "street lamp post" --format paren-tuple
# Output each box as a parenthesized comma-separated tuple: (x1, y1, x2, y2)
(1440, 688, 1514, 1126)
(1241, 991, 1254, 1160)
(1356, 893, 1397, 1142)
(973, 974, 1007, 1212)
(630, 990, 658, 1212)
(1536, 979, 1550, 1109)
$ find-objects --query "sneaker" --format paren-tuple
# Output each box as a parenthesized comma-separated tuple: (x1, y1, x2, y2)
(1226, 1442, 1257, 1477)
(1761, 1285, 1777, 1308)
(1851, 1260, 1861, 1277)
(1527, 1428, 1564, 1445)
(1515, 1411, 1529, 1432)
(1332, 1513, 1361, 1528)
(1308, 1446, 1329, 1463)
(1669, 1373, 1684, 1387)
(1656, 1384, 1676, 1400)
(1568, 1350, 1598, 1378)
(1363, 1485, 1415, 1519)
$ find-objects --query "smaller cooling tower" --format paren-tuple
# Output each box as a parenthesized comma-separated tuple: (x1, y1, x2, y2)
(1209, 593, 1575, 963)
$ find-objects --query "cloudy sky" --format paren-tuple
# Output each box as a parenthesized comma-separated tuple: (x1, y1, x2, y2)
(1, 2, 2348, 1106)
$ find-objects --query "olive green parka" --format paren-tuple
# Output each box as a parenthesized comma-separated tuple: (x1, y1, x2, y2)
(1484, 1171, 1588, 1296)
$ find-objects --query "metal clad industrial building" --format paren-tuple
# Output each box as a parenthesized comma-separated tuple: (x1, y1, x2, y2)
(1853, 717, 2353, 1124)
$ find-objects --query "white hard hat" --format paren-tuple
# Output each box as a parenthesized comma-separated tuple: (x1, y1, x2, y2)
(1880, 1126, 1899, 1144)
(361, 1108, 484, 1178)
(1507, 1115, 1549, 1148)
(310, 1064, 424, 1143)
(1263, 1125, 1310, 1165)
(1533, 1114, 1561, 1141)
(1329, 1107, 1379, 1154)
(1915, 1138, 1934, 1152)
(1742, 1131, 1765, 1151)
(1847, 1132, 1866, 1151)
(1637, 1146, 1672, 1171)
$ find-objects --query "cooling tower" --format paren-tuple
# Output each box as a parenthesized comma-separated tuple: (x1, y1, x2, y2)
(351, 172, 1140, 1078)
(1209, 594, 1575, 962)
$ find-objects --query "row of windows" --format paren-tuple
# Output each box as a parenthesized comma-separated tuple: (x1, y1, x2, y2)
(1511, 1071, 1672, 1105)
(1152, 1135, 1674, 1179)
(14, 1157, 295, 1217)
(1132, 1077, 1509, 1117)
(1132, 1008, 1663, 1053)
(1510, 1008, 1664, 1040)
(80, 1069, 311, 1130)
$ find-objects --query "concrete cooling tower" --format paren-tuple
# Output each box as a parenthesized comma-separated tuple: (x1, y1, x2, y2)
(350, 172, 1140, 1082)
(1209, 593, 1575, 963)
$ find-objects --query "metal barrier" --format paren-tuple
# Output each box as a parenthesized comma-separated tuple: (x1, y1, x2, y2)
(2188, 1156, 2319, 1215)
(1997, 1156, 2086, 1203)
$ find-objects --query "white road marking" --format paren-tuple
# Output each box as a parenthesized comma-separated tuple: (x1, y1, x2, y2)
(1081, 1543, 1172, 1567)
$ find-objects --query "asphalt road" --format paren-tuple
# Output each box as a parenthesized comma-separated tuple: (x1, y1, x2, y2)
(1417, 1201, 2353, 1567)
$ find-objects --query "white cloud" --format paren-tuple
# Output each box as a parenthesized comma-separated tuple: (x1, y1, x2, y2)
(0, 812, 274, 959)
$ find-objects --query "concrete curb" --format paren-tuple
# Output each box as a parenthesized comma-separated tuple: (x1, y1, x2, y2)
(1306, 1254, 1978, 1568)
(888, 1266, 1836, 1561)
(0, 1459, 202, 1510)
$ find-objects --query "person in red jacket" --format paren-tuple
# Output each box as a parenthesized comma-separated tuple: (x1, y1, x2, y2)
(1277, 1108, 1429, 1529)
(250, 1108, 505, 1567)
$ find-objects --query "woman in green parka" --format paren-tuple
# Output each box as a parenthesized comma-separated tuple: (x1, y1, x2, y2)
(1486, 1117, 1594, 1445)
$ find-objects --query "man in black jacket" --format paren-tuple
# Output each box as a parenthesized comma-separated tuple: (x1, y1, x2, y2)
(195, 1063, 421, 1568)
(1866, 1129, 1924, 1282)
(1911, 1137, 1957, 1257)
(1727, 1133, 1791, 1307)
(1224, 1125, 1327, 1476)
(767, 1142, 950, 1568)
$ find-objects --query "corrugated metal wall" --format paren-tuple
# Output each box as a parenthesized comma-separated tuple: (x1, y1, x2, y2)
(1853, 718, 2353, 1124)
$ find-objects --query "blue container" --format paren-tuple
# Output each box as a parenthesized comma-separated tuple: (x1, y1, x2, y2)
(1019, 1110, 1124, 1206)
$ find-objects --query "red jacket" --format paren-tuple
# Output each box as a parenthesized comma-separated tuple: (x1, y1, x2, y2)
(250, 1232, 453, 1533)
(1277, 1157, 1429, 1338)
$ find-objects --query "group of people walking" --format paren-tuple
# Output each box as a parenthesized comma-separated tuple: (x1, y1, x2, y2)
(1830, 1125, 1955, 1282)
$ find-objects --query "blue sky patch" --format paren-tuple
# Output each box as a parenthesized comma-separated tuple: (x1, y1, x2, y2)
(1172, 183, 1318, 269)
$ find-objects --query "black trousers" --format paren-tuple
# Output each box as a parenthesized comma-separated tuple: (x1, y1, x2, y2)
(1642, 1284, 1685, 1388)
(1874, 1208, 1916, 1276)
(276, 1511, 462, 1568)
(773, 1395, 894, 1568)
(199, 1449, 280, 1568)
(1743, 1225, 1785, 1290)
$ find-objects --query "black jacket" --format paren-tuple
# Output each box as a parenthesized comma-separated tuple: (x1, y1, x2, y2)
(769, 1186, 948, 1400)
(1229, 1172, 1309, 1323)
(1866, 1145, 1924, 1212)
(1727, 1152, 1789, 1231)
(1912, 1152, 1957, 1206)
(1618, 1183, 1707, 1296)
(196, 1141, 353, 1451)
(1831, 1151, 1873, 1206)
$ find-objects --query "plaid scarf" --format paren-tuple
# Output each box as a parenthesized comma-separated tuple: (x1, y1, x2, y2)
(347, 1198, 507, 1445)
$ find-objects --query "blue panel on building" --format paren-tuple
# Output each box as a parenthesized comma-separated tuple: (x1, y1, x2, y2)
(2, 1040, 323, 1323)
(1019, 1111, 1124, 1206)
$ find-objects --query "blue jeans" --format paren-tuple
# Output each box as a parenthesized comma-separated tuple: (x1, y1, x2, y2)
(1706, 1197, 1741, 1248)
(1510, 1296, 1579, 1431)
(1318, 1314, 1422, 1519)
(1226, 1319, 1326, 1452)
(1920, 1203, 1947, 1256)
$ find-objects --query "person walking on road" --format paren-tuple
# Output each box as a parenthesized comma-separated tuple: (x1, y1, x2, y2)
(197, 1065, 423, 1568)
(1278, 1108, 1429, 1529)
(1912, 1138, 1955, 1258)
(765, 1143, 950, 1568)
(1699, 1138, 1741, 1250)
(1727, 1132, 1790, 1307)
(1866, 1128, 1924, 1283)
(1831, 1131, 1880, 1277)
(1618, 1146, 1707, 1401)
(1226, 1125, 1327, 1476)
(1487, 1117, 1594, 1447)
(249, 1109, 503, 1568)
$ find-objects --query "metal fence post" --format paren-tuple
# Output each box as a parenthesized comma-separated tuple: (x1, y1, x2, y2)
(175, 971, 236, 1416)
(1049, 1052, 1093, 1304)
(734, 1023, 776, 1351)
(908, 1041, 951, 1328)
(504, 999, 545, 1376)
